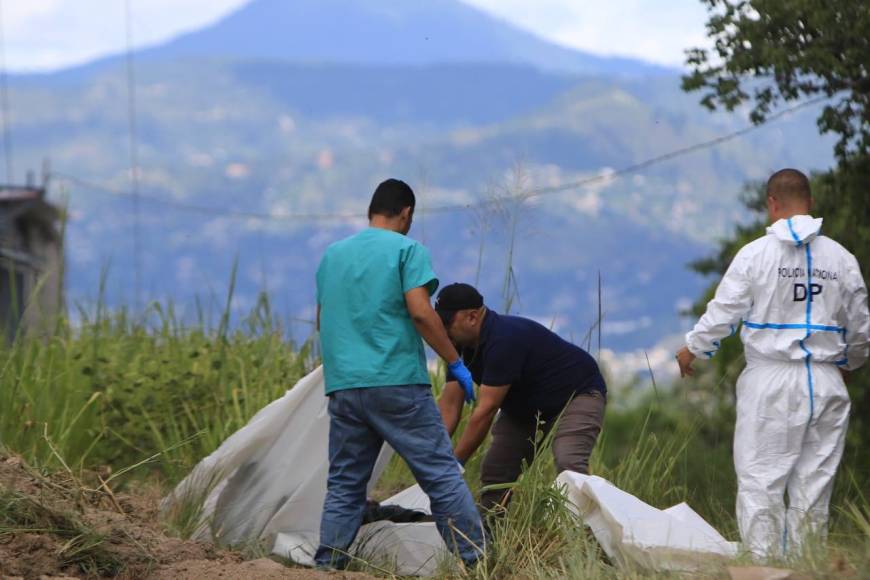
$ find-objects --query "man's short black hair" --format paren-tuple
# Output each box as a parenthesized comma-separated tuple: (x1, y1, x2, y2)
(368, 179, 415, 220)
(767, 168, 811, 204)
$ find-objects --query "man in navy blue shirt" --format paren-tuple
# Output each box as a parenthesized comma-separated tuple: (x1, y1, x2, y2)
(436, 283, 607, 511)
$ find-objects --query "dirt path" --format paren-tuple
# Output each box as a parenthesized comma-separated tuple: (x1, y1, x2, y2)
(0, 455, 374, 579)
(152, 558, 369, 579)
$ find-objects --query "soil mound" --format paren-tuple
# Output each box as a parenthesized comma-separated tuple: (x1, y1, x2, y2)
(0, 455, 370, 579)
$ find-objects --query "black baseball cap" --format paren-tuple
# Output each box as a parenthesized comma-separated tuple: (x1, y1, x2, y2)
(434, 283, 484, 326)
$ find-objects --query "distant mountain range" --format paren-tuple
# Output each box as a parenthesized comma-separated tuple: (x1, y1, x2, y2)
(6, 0, 835, 358)
(63, 0, 671, 77)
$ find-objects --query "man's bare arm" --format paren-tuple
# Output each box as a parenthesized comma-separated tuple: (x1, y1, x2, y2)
(454, 385, 510, 464)
(438, 381, 464, 436)
(405, 286, 460, 363)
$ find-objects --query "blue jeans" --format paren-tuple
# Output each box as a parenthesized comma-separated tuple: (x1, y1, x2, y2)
(315, 384, 484, 568)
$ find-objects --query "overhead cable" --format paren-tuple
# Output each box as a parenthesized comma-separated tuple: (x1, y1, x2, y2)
(51, 94, 830, 222)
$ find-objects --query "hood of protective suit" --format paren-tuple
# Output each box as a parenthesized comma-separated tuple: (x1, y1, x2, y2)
(767, 215, 823, 246)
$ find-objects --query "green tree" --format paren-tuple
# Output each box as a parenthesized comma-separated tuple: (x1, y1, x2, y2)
(682, 0, 870, 160)
(683, 0, 870, 492)
(809, 158, 870, 459)
(686, 164, 870, 485)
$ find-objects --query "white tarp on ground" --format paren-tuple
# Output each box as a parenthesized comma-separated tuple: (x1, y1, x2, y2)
(557, 471, 739, 571)
(163, 366, 736, 576)
(161, 366, 446, 576)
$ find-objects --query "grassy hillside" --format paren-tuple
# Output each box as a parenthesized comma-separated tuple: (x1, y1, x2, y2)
(0, 301, 867, 578)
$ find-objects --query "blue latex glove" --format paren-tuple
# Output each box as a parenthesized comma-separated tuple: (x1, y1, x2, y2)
(448, 359, 476, 403)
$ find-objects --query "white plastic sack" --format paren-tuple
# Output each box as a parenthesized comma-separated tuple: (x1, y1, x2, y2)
(274, 482, 445, 576)
(557, 471, 738, 571)
(162, 367, 736, 575)
(161, 366, 446, 576)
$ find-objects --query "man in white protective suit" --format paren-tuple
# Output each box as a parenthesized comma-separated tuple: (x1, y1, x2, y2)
(675, 168, 869, 559)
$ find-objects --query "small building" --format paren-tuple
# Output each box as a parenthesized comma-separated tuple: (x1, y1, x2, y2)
(0, 185, 63, 341)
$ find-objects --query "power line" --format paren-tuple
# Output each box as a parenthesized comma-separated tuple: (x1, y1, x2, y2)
(426, 94, 830, 211)
(125, 0, 143, 307)
(50, 94, 829, 223)
(0, 0, 14, 183)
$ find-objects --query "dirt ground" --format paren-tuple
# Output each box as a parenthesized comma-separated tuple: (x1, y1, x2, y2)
(0, 455, 373, 579)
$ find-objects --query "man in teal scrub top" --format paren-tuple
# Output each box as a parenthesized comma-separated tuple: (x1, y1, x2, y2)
(314, 178, 484, 569)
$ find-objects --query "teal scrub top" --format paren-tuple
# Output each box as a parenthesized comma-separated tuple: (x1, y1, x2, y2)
(316, 227, 439, 393)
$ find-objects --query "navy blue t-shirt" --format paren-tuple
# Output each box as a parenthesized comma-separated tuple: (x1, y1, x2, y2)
(447, 310, 606, 420)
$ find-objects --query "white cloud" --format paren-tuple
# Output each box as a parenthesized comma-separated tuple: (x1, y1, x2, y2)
(599, 334, 682, 389)
(4, 0, 248, 72)
(463, 0, 711, 67)
(602, 316, 653, 336)
(4, 0, 63, 24)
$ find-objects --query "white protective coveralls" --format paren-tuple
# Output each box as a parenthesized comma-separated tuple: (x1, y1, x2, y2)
(686, 215, 869, 558)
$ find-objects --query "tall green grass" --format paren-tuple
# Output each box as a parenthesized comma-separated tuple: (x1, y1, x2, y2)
(377, 368, 869, 578)
(0, 292, 313, 483)
(1, 292, 868, 578)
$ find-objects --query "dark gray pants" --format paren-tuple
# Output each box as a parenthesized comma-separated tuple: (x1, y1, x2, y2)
(480, 390, 605, 511)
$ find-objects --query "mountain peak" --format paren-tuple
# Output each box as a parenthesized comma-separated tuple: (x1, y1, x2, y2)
(136, 0, 669, 76)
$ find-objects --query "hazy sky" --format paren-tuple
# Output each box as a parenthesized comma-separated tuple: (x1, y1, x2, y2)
(3, 0, 711, 72)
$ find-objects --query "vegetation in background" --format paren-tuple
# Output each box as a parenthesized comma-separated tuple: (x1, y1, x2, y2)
(0, 291, 313, 485)
(3, 2, 870, 575)
(683, 0, 870, 160)
(2, 167, 868, 577)
(684, 0, 870, 501)
(665, 3, 870, 575)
